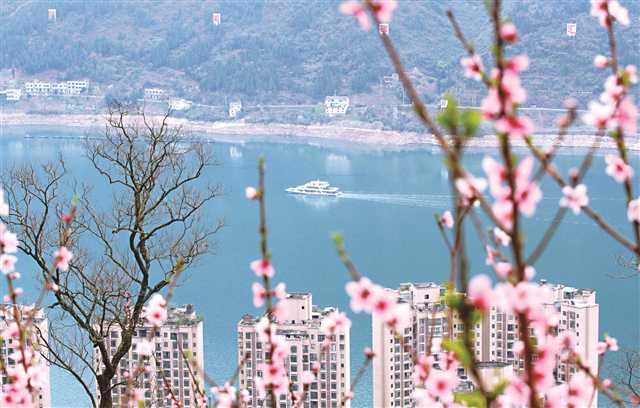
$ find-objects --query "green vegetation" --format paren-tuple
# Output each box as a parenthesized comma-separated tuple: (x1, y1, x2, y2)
(1, 0, 638, 108)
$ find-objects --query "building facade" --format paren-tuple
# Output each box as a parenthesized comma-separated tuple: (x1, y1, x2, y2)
(93, 304, 204, 407)
(372, 281, 599, 408)
(324, 96, 349, 117)
(144, 88, 167, 101)
(0, 305, 51, 408)
(229, 101, 242, 118)
(373, 283, 466, 408)
(238, 293, 351, 408)
(0, 89, 22, 102)
(24, 80, 88, 96)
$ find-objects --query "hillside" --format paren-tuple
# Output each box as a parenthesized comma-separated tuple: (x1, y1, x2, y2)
(1, 0, 638, 109)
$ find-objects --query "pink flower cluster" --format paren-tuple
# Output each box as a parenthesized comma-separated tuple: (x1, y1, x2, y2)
(339, 0, 397, 31)
(0, 189, 50, 408)
(482, 156, 542, 229)
(211, 383, 248, 408)
(413, 352, 461, 407)
(590, 0, 630, 27)
(345, 276, 411, 331)
(144, 293, 168, 327)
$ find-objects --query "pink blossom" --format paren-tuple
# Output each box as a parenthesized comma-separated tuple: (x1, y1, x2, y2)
(137, 339, 154, 357)
(345, 277, 376, 313)
(559, 184, 589, 214)
(371, 0, 397, 23)
(492, 199, 514, 230)
(339, 1, 369, 31)
(624, 65, 638, 84)
(608, 0, 630, 25)
(273, 282, 286, 299)
(468, 274, 493, 311)
(514, 157, 542, 217)
(255, 317, 273, 343)
(500, 22, 518, 43)
(485, 245, 497, 266)
(245, 186, 258, 200)
(602, 75, 625, 104)
(321, 311, 352, 335)
(424, 368, 458, 403)
(590, 0, 609, 27)
(515, 181, 542, 217)
(455, 174, 487, 204)
(501, 73, 528, 107)
(493, 227, 511, 246)
(440, 210, 454, 228)
(612, 96, 638, 135)
(600, 334, 619, 353)
(494, 262, 512, 279)
(524, 265, 536, 281)
(483, 156, 509, 200)
(481, 88, 501, 120)
(0, 225, 18, 254)
(53, 246, 73, 271)
(339, 0, 397, 31)
(628, 197, 640, 223)
(250, 259, 275, 278)
(594, 55, 609, 68)
(496, 115, 534, 139)
(505, 55, 529, 74)
(144, 294, 167, 326)
(567, 372, 595, 407)
(370, 287, 398, 320)
(461, 54, 484, 81)
(0, 254, 17, 275)
(384, 302, 411, 331)
(252, 282, 267, 307)
(605, 154, 634, 183)
(301, 370, 315, 385)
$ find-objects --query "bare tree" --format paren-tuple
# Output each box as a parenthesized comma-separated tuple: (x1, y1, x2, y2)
(0, 105, 222, 407)
(607, 348, 640, 405)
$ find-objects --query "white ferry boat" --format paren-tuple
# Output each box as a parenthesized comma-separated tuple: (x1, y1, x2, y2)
(286, 180, 342, 197)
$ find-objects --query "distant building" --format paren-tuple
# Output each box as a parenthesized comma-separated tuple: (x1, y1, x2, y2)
(168, 98, 192, 111)
(474, 362, 513, 390)
(24, 80, 88, 96)
(229, 101, 242, 118)
(379, 23, 389, 35)
(383, 73, 399, 88)
(47, 8, 57, 22)
(0, 305, 51, 408)
(0, 88, 22, 102)
(324, 96, 349, 117)
(212, 12, 221, 26)
(144, 88, 167, 101)
(93, 304, 204, 407)
(238, 293, 351, 408)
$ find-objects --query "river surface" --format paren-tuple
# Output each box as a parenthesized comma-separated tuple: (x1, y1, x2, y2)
(0, 128, 638, 407)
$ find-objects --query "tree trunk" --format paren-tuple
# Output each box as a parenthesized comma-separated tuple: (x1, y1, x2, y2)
(97, 375, 113, 408)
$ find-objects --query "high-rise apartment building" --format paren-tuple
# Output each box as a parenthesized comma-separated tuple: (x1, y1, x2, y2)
(372, 281, 599, 408)
(0, 304, 51, 408)
(94, 304, 204, 407)
(238, 293, 351, 408)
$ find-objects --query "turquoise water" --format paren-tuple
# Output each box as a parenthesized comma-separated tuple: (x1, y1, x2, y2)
(0, 129, 638, 407)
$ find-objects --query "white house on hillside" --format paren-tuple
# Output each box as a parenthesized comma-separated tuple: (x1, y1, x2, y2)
(324, 96, 350, 117)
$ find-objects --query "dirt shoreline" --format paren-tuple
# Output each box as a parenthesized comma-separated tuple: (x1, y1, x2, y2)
(1, 112, 638, 152)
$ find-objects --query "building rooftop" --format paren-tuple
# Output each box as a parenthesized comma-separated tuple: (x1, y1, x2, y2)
(165, 304, 202, 326)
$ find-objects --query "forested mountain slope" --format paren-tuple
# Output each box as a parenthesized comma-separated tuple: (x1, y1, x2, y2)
(1, 0, 638, 107)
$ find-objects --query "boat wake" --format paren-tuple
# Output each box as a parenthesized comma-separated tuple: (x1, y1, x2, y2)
(340, 192, 452, 208)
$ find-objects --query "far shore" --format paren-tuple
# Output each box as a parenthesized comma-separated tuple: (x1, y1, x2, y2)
(1, 112, 638, 152)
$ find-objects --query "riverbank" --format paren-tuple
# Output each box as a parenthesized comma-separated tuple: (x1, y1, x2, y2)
(1, 112, 638, 151)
